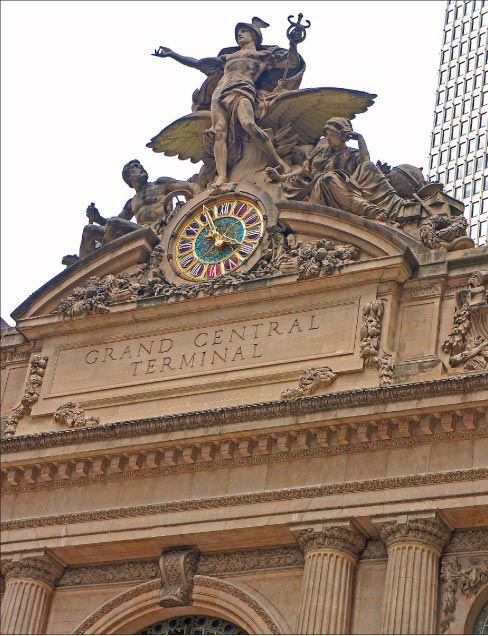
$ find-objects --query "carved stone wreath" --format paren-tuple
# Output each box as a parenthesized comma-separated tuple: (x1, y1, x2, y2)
(419, 214, 468, 250)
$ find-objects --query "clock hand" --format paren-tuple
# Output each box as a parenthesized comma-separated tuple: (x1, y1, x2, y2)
(203, 205, 218, 233)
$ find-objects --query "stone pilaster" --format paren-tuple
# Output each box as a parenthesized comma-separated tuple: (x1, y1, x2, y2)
(378, 517, 451, 635)
(294, 524, 366, 634)
(1, 553, 64, 635)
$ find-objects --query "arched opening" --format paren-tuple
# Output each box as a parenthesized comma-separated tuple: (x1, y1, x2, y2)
(136, 614, 247, 634)
(473, 601, 488, 635)
(465, 584, 488, 635)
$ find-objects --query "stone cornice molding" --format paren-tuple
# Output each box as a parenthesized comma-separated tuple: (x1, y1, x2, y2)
(2, 408, 486, 494)
(159, 547, 200, 607)
(378, 518, 451, 553)
(2, 372, 486, 453)
(2, 554, 64, 588)
(294, 525, 366, 559)
(2, 467, 486, 532)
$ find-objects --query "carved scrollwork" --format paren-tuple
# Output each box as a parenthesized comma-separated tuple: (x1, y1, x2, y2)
(281, 366, 337, 399)
(159, 547, 200, 607)
(5, 354, 48, 437)
(440, 556, 488, 632)
(53, 402, 100, 429)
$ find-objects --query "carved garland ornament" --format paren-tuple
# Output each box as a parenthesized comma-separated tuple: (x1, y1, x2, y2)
(4, 354, 48, 437)
(281, 366, 337, 399)
(56, 235, 362, 317)
(53, 402, 100, 429)
(359, 300, 395, 385)
(440, 556, 488, 632)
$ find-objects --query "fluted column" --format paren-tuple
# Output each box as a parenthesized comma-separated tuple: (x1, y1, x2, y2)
(1, 553, 64, 634)
(378, 518, 450, 635)
(295, 524, 366, 634)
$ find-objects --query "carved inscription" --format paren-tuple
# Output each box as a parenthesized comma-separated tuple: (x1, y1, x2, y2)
(47, 303, 359, 395)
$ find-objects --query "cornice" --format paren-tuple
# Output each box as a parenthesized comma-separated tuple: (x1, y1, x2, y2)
(2, 467, 486, 532)
(2, 373, 487, 454)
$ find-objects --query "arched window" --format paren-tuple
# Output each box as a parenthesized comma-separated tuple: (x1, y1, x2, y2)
(136, 615, 248, 635)
(474, 601, 488, 635)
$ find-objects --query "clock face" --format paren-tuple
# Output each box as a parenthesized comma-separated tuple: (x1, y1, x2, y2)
(174, 198, 265, 281)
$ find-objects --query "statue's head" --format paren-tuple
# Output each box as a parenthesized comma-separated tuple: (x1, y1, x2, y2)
(122, 160, 148, 187)
(323, 118, 354, 141)
(235, 17, 269, 47)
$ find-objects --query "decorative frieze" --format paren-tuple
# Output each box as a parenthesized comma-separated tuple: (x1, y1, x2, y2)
(58, 546, 304, 588)
(445, 528, 488, 554)
(4, 355, 48, 437)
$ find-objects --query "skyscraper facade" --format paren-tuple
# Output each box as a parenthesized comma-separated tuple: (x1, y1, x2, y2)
(428, 0, 488, 246)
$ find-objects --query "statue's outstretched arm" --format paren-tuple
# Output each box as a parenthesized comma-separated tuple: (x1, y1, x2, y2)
(152, 46, 223, 75)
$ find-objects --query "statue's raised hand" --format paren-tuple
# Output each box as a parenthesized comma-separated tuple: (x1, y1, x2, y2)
(153, 46, 173, 58)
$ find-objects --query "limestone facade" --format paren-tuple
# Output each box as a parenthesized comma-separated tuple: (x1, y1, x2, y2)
(1, 13, 488, 632)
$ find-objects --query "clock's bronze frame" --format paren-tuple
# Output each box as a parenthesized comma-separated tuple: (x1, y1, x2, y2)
(159, 184, 280, 285)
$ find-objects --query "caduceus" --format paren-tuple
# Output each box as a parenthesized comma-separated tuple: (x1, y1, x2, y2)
(283, 13, 311, 79)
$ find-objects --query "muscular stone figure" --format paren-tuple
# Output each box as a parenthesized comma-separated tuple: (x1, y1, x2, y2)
(78, 160, 199, 259)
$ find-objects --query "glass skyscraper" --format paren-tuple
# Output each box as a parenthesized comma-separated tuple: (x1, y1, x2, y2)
(428, 0, 488, 246)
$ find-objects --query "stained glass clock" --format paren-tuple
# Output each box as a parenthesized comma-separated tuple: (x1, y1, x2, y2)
(172, 197, 266, 281)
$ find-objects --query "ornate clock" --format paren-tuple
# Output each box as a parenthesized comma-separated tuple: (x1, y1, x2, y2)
(160, 186, 280, 284)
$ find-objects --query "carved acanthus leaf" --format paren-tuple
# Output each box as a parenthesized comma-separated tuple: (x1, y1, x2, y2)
(2, 555, 64, 588)
(378, 519, 451, 553)
(296, 526, 366, 559)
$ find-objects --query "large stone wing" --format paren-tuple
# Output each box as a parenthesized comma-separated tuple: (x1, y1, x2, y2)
(146, 111, 212, 163)
(260, 87, 377, 145)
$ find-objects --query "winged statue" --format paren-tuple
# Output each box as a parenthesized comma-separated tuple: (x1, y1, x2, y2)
(149, 15, 376, 185)
(147, 87, 377, 163)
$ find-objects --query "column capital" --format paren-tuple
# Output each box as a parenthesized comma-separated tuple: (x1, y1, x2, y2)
(377, 516, 451, 553)
(293, 522, 366, 559)
(1, 552, 64, 588)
